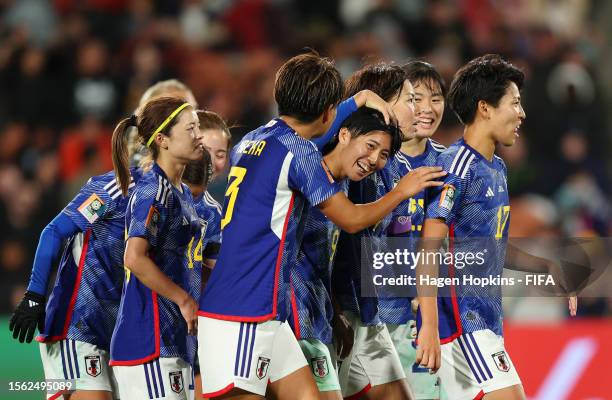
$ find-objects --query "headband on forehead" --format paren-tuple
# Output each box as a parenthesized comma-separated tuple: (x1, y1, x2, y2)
(146, 103, 191, 147)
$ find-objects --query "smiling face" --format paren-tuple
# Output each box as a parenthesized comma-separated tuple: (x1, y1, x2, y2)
(390, 80, 417, 141)
(201, 128, 230, 176)
(338, 129, 392, 181)
(413, 79, 445, 139)
(488, 82, 526, 146)
(163, 109, 204, 161)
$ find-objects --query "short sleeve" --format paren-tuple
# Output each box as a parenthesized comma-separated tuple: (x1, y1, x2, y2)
(311, 97, 358, 150)
(62, 177, 115, 231)
(426, 156, 469, 226)
(288, 145, 341, 206)
(126, 185, 168, 248)
(203, 208, 222, 259)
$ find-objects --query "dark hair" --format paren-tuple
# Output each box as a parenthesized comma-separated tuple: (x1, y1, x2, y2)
(197, 110, 231, 149)
(322, 107, 401, 157)
(274, 51, 343, 123)
(402, 60, 447, 97)
(112, 96, 192, 195)
(448, 54, 524, 125)
(182, 148, 213, 189)
(344, 63, 407, 102)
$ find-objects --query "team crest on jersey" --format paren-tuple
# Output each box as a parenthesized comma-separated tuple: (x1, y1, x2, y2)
(78, 194, 106, 223)
(169, 371, 184, 393)
(439, 184, 456, 210)
(492, 351, 511, 372)
(84, 355, 102, 377)
(145, 206, 160, 236)
(311, 356, 329, 378)
(256, 357, 270, 380)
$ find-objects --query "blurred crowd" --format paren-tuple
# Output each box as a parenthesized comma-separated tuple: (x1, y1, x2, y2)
(0, 0, 610, 315)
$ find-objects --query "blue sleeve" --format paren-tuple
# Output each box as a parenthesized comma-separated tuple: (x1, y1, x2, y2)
(311, 97, 358, 150)
(288, 145, 341, 206)
(425, 156, 468, 226)
(27, 213, 80, 296)
(126, 185, 168, 249)
(203, 208, 222, 260)
(62, 176, 115, 231)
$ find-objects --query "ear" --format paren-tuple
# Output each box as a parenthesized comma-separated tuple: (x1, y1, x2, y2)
(338, 127, 351, 145)
(155, 133, 168, 150)
(321, 104, 335, 124)
(477, 100, 491, 120)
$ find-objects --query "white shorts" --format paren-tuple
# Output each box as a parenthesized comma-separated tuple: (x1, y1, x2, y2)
(439, 329, 521, 400)
(298, 339, 341, 392)
(197, 317, 307, 397)
(113, 357, 193, 400)
(39, 339, 118, 399)
(338, 313, 406, 399)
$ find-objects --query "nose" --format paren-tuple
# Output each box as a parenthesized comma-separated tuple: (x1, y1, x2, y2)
(519, 104, 526, 119)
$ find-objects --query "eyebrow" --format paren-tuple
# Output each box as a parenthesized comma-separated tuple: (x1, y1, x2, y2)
(367, 138, 381, 146)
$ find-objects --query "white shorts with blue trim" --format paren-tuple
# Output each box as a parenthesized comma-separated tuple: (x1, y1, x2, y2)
(439, 329, 521, 400)
(197, 317, 307, 397)
(112, 357, 193, 400)
(39, 339, 118, 399)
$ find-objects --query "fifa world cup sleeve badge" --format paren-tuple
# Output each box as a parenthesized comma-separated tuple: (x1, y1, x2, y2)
(78, 193, 107, 223)
(439, 184, 456, 210)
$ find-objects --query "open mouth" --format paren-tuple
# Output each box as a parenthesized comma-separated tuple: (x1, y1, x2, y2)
(417, 117, 435, 130)
(356, 161, 370, 175)
(514, 122, 521, 137)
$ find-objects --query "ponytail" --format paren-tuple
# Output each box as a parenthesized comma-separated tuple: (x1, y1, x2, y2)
(112, 117, 133, 196)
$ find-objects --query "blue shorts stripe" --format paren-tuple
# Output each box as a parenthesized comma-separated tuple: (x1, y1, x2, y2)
(468, 332, 493, 379)
(71, 340, 80, 378)
(246, 323, 257, 377)
(156, 359, 165, 397)
(59, 340, 68, 380)
(65, 340, 75, 379)
(457, 336, 482, 384)
(143, 363, 153, 399)
(234, 322, 245, 376)
(149, 361, 159, 398)
(462, 334, 488, 383)
(240, 323, 252, 377)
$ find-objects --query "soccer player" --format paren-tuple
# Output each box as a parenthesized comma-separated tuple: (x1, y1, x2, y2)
(289, 107, 402, 400)
(109, 97, 204, 400)
(384, 61, 448, 400)
(197, 52, 445, 400)
(9, 134, 142, 399)
(332, 62, 419, 400)
(415, 54, 528, 400)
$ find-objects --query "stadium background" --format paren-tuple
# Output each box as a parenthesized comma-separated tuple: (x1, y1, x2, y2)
(0, 0, 610, 399)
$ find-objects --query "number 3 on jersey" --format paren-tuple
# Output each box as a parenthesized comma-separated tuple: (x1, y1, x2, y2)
(221, 166, 247, 229)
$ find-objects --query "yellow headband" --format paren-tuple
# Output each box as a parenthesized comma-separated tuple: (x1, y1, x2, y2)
(146, 103, 191, 147)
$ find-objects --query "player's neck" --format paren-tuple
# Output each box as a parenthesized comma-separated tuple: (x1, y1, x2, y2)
(322, 151, 344, 181)
(156, 157, 186, 190)
(463, 125, 496, 161)
(400, 136, 428, 157)
(279, 116, 324, 140)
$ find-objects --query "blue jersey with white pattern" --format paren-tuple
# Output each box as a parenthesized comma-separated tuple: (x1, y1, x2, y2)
(199, 119, 341, 322)
(424, 138, 510, 341)
(37, 169, 141, 350)
(288, 180, 347, 344)
(184, 191, 222, 365)
(110, 164, 200, 365)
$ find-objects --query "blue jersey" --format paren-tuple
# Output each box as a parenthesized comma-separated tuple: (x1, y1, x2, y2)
(334, 140, 446, 325)
(184, 191, 222, 365)
(110, 163, 200, 365)
(36, 169, 141, 350)
(288, 181, 347, 344)
(424, 138, 510, 342)
(199, 119, 341, 322)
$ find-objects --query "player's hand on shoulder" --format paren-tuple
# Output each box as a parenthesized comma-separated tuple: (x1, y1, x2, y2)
(396, 167, 446, 199)
(9, 290, 46, 343)
(416, 324, 441, 372)
(177, 293, 198, 336)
